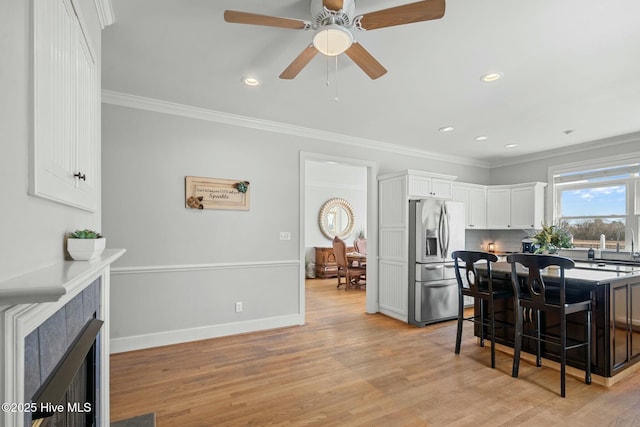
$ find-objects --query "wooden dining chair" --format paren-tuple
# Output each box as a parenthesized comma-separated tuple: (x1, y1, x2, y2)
(506, 253, 592, 397)
(452, 250, 513, 368)
(333, 236, 366, 290)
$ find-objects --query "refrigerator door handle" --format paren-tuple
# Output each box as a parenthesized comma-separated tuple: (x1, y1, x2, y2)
(442, 204, 451, 258)
(438, 205, 445, 257)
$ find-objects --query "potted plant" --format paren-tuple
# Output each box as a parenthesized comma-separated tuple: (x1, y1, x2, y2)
(67, 229, 106, 260)
(533, 223, 572, 254)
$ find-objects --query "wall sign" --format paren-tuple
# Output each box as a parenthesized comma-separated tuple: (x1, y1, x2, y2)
(185, 176, 250, 210)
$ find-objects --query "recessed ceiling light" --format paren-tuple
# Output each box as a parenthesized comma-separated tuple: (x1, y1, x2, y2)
(242, 76, 260, 86)
(481, 72, 503, 82)
(439, 126, 455, 133)
(563, 129, 575, 135)
(505, 144, 518, 148)
(475, 136, 488, 141)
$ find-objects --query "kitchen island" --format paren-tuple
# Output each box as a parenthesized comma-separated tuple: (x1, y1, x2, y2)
(476, 261, 640, 380)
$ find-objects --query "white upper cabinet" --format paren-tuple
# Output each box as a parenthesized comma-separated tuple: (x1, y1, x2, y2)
(452, 184, 487, 229)
(30, 0, 99, 212)
(486, 183, 546, 229)
(510, 184, 546, 229)
(486, 187, 512, 229)
(406, 171, 455, 199)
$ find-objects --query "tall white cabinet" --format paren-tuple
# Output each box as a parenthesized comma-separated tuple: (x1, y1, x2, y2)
(30, 0, 99, 211)
(378, 170, 456, 322)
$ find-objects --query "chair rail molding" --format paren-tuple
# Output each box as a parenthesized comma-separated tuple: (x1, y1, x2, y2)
(111, 259, 300, 275)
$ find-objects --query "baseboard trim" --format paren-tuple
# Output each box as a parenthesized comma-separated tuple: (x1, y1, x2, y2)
(110, 314, 304, 354)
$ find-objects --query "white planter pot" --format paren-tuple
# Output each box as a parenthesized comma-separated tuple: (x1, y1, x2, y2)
(67, 238, 106, 261)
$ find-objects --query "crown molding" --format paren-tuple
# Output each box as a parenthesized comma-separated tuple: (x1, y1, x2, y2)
(101, 90, 490, 169)
(489, 131, 640, 168)
(94, 0, 115, 29)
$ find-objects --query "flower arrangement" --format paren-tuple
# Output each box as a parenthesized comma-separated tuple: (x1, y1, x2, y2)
(533, 223, 572, 254)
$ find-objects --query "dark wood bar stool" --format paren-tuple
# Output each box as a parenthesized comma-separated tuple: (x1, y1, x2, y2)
(506, 253, 592, 397)
(452, 251, 513, 368)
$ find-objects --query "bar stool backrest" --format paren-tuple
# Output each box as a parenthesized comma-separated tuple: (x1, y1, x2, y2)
(452, 250, 499, 294)
(506, 253, 575, 308)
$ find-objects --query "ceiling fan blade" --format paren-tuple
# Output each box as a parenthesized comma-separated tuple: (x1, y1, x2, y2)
(323, 0, 344, 11)
(357, 0, 445, 31)
(224, 10, 310, 30)
(279, 45, 319, 79)
(344, 42, 387, 80)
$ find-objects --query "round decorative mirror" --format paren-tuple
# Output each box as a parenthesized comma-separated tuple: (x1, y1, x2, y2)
(318, 198, 356, 240)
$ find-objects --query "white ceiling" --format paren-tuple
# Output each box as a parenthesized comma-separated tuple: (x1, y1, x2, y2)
(102, 0, 640, 167)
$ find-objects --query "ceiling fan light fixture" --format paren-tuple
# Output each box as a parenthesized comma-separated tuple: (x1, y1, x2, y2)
(313, 24, 353, 56)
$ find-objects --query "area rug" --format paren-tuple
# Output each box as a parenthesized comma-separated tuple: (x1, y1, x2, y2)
(111, 412, 156, 427)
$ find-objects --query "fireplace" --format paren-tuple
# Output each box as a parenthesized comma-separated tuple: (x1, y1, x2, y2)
(0, 248, 124, 427)
(30, 319, 102, 427)
(23, 280, 103, 427)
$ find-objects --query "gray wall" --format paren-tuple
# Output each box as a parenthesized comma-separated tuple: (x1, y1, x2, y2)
(490, 134, 640, 185)
(102, 102, 490, 351)
(0, 0, 102, 283)
(305, 160, 367, 252)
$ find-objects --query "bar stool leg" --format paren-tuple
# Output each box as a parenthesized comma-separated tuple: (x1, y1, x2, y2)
(479, 300, 485, 347)
(455, 291, 464, 355)
(512, 305, 523, 378)
(586, 309, 592, 385)
(561, 310, 567, 398)
(489, 297, 496, 368)
(535, 310, 542, 368)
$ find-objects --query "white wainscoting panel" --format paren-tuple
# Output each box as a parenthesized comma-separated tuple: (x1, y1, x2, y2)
(110, 260, 301, 353)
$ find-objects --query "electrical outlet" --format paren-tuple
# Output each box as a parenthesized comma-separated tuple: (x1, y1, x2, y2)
(235, 301, 243, 312)
(279, 231, 291, 241)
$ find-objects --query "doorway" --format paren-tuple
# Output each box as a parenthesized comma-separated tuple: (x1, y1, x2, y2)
(299, 152, 378, 320)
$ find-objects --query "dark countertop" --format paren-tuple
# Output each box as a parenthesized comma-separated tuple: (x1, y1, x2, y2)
(488, 261, 640, 288)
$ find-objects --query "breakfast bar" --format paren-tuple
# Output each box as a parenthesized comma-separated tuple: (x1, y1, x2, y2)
(476, 260, 640, 379)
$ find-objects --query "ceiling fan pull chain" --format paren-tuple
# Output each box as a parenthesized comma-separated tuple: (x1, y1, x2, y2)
(334, 55, 339, 102)
(325, 51, 330, 87)
(325, 30, 330, 87)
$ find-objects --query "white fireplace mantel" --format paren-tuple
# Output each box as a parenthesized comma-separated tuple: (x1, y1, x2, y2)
(0, 248, 125, 427)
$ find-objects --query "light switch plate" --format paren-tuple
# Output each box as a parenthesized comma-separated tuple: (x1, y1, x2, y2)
(279, 231, 291, 241)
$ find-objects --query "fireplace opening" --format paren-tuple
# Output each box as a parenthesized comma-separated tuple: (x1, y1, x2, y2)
(31, 319, 103, 427)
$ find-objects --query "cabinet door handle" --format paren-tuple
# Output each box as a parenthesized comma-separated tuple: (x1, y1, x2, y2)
(74, 172, 86, 181)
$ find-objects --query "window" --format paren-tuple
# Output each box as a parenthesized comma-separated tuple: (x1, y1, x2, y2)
(552, 161, 640, 251)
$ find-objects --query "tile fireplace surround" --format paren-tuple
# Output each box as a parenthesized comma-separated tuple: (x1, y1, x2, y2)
(0, 249, 125, 427)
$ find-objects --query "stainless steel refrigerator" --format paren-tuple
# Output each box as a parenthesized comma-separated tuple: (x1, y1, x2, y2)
(408, 199, 465, 327)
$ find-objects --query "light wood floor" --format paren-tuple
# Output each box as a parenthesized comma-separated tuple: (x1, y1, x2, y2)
(111, 279, 640, 426)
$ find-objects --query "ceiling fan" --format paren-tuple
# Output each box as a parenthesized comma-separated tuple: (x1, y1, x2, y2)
(224, 0, 445, 80)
